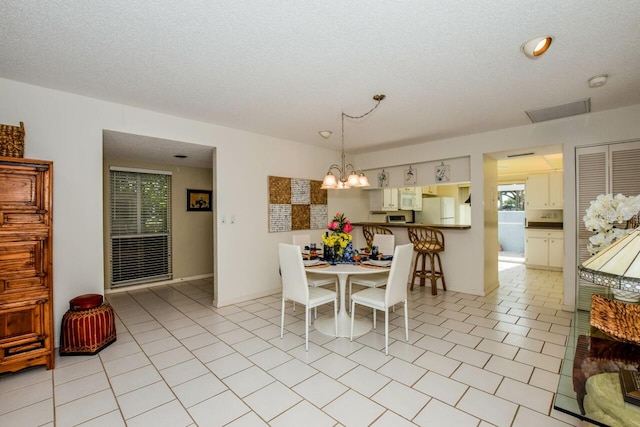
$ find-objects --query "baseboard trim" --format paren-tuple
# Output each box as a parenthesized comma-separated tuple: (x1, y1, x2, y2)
(105, 274, 213, 294)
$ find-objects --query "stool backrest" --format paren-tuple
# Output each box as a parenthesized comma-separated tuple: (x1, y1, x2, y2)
(363, 225, 392, 248)
(407, 227, 444, 252)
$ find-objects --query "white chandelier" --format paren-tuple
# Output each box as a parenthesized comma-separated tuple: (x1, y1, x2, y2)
(321, 94, 385, 189)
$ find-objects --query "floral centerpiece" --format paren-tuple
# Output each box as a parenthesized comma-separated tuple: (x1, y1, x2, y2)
(322, 212, 354, 263)
(583, 194, 640, 255)
(583, 193, 640, 302)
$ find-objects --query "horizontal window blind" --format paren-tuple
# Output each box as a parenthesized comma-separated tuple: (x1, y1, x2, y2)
(110, 169, 172, 287)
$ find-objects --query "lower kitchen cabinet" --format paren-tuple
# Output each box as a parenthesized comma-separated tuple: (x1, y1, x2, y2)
(525, 229, 563, 271)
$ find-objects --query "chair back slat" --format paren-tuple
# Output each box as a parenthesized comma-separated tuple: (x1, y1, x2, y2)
(292, 234, 311, 250)
(279, 243, 310, 304)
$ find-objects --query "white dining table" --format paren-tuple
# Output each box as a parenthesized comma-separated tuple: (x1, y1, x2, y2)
(305, 263, 390, 338)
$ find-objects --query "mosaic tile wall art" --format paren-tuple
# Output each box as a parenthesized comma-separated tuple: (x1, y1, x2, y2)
(268, 176, 328, 232)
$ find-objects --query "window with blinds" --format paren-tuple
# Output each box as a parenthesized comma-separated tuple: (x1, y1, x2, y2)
(109, 168, 172, 287)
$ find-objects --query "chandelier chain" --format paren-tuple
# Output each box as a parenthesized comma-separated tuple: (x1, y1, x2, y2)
(341, 95, 385, 152)
(322, 94, 385, 189)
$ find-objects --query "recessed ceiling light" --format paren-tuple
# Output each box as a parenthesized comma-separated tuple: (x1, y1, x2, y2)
(588, 74, 608, 88)
(174, 154, 187, 158)
(318, 130, 332, 139)
(521, 36, 553, 59)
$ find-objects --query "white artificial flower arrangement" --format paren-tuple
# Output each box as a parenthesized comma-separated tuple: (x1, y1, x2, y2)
(583, 193, 640, 255)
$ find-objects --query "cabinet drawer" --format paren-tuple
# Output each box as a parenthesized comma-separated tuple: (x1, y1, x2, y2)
(0, 300, 48, 361)
(0, 277, 48, 295)
(0, 210, 49, 228)
(0, 167, 48, 209)
(0, 239, 49, 283)
(526, 230, 563, 239)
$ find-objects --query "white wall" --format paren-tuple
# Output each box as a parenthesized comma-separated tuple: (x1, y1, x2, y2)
(2, 77, 640, 347)
(354, 104, 640, 310)
(0, 78, 348, 346)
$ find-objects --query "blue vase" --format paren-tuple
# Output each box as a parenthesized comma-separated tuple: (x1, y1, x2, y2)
(341, 242, 354, 263)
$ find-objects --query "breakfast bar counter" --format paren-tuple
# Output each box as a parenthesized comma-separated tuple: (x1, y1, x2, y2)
(349, 222, 480, 296)
(351, 222, 471, 230)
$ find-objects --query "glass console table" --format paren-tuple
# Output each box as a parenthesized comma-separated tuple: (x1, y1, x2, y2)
(555, 293, 640, 427)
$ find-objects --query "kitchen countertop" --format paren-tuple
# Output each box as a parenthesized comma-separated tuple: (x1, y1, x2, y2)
(352, 222, 471, 230)
(525, 222, 563, 230)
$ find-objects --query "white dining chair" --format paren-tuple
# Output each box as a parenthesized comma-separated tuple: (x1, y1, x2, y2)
(279, 243, 337, 351)
(373, 233, 395, 258)
(350, 243, 413, 355)
(348, 233, 395, 307)
(292, 234, 338, 318)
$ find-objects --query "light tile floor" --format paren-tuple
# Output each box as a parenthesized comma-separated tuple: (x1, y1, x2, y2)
(0, 262, 584, 426)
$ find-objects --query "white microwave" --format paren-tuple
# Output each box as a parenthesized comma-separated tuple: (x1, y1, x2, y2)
(400, 192, 416, 210)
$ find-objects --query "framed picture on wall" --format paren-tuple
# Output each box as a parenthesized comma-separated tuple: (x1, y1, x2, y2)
(378, 169, 389, 187)
(404, 166, 417, 185)
(187, 189, 212, 211)
(435, 163, 450, 182)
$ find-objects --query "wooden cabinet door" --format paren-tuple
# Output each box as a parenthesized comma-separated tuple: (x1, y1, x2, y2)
(0, 164, 51, 229)
(549, 238, 564, 268)
(0, 298, 51, 369)
(526, 236, 548, 266)
(526, 174, 549, 209)
(0, 236, 50, 296)
(548, 172, 563, 208)
(382, 188, 398, 211)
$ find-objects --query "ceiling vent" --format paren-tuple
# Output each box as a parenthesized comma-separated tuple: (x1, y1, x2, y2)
(506, 152, 535, 158)
(525, 98, 591, 123)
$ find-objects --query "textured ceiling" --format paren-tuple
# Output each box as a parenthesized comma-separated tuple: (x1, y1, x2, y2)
(2, 1, 640, 161)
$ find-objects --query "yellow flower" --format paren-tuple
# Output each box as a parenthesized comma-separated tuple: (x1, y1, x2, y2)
(322, 232, 352, 255)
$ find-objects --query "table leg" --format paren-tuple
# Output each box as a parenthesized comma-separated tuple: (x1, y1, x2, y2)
(314, 272, 372, 338)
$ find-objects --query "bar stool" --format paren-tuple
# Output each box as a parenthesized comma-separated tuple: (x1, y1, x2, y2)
(362, 225, 393, 249)
(407, 227, 446, 295)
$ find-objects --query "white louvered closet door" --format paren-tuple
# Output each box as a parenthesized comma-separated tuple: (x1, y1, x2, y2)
(576, 140, 640, 310)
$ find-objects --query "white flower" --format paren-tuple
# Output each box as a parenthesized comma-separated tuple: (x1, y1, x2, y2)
(583, 193, 640, 255)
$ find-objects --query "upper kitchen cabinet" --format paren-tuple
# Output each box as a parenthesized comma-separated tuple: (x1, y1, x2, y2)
(422, 186, 438, 196)
(526, 172, 563, 209)
(369, 188, 398, 211)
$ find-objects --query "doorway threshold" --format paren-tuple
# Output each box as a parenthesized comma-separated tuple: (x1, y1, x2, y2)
(498, 252, 525, 263)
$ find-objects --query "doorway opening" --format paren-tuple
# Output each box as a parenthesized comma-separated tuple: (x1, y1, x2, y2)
(498, 183, 525, 263)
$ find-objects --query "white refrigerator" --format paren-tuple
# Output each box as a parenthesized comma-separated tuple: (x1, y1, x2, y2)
(416, 197, 455, 224)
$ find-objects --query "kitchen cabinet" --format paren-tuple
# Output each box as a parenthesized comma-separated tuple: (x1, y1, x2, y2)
(548, 172, 563, 208)
(422, 186, 438, 196)
(369, 188, 398, 211)
(0, 157, 54, 373)
(525, 229, 563, 270)
(382, 188, 398, 211)
(525, 172, 563, 209)
(399, 187, 422, 210)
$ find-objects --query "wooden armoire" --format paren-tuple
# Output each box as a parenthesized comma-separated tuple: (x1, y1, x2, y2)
(0, 157, 54, 373)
